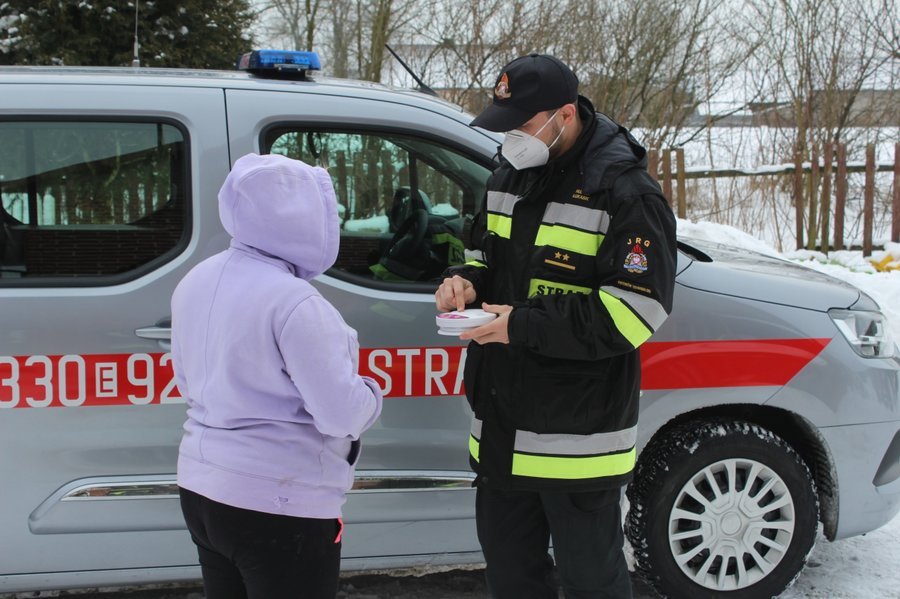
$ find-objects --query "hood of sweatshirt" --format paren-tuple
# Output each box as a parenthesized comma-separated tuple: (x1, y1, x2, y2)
(218, 153, 339, 280)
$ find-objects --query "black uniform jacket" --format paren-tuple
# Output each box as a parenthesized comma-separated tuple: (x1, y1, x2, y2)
(448, 97, 677, 492)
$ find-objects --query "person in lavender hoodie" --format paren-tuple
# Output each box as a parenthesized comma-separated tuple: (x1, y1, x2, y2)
(171, 153, 383, 599)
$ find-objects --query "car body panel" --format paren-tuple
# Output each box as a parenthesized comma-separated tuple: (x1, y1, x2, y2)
(675, 239, 860, 311)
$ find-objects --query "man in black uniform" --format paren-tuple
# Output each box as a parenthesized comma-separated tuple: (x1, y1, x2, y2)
(435, 54, 677, 598)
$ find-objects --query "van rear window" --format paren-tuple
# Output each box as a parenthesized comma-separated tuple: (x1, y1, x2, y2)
(0, 120, 188, 282)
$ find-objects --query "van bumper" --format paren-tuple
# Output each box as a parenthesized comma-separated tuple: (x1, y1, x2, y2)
(821, 420, 900, 539)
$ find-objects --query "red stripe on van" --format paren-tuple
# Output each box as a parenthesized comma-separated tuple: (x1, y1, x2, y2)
(0, 338, 831, 407)
(640, 338, 831, 390)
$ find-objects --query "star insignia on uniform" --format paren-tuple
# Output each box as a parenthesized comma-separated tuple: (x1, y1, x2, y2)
(554, 251, 562, 259)
(562, 254, 570, 261)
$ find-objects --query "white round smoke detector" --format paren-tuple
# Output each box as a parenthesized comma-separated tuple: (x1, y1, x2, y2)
(435, 309, 497, 336)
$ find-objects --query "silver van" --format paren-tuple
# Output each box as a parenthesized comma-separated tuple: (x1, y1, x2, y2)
(1, 54, 898, 598)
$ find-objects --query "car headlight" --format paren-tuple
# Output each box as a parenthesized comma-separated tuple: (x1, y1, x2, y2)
(828, 309, 896, 358)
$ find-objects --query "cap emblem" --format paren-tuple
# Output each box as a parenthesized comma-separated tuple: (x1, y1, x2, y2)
(494, 73, 511, 99)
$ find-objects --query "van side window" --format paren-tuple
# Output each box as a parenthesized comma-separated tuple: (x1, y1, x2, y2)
(0, 121, 188, 282)
(265, 128, 489, 285)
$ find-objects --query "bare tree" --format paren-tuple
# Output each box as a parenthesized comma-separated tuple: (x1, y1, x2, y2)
(390, 0, 755, 147)
(556, 0, 754, 148)
(327, 0, 352, 77)
(385, 0, 536, 113)
(747, 0, 895, 249)
(257, 0, 421, 81)
(259, 0, 322, 51)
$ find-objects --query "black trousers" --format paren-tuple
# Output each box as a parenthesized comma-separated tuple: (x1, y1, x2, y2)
(476, 485, 633, 599)
(179, 487, 342, 599)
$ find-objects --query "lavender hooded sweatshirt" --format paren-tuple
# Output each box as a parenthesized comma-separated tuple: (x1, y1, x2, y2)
(171, 153, 383, 519)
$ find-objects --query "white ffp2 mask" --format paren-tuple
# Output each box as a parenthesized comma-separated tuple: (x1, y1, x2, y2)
(501, 110, 565, 170)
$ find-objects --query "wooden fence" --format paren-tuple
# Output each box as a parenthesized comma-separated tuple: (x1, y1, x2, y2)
(649, 143, 900, 255)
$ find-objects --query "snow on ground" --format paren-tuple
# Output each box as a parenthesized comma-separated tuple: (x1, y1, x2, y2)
(778, 518, 900, 599)
(676, 218, 900, 598)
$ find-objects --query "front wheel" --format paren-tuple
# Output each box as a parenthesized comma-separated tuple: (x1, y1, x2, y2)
(626, 420, 819, 599)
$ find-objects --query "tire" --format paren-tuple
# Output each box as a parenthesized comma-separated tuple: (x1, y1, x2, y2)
(626, 419, 819, 599)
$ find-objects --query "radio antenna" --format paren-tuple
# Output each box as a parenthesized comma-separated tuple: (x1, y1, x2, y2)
(385, 43, 437, 97)
(131, 1, 141, 67)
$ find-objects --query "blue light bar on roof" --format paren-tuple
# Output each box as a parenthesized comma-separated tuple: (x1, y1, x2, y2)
(236, 50, 322, 76)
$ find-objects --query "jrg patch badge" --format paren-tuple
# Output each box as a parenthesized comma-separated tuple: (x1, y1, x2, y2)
(624, 236, 651, 274)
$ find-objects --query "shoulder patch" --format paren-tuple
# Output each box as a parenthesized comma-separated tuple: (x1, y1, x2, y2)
(623, 235, 651, 274)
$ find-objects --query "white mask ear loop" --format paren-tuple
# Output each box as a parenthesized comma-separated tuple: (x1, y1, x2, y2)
(533, 109, 560, 137)
(536, 109, 565, 153)
(546, 119, 565, 151)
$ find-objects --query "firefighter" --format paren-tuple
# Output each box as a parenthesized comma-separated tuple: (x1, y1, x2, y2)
(436, 54, 677, 598)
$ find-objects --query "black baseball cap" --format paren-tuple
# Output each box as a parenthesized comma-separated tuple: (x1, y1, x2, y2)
(470, 53, 579, 132)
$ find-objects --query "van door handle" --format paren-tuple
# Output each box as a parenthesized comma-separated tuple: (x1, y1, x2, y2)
(135, 319, 172, 351)
(134, 326, 171, 341)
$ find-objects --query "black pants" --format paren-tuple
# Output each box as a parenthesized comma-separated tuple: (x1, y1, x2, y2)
(179, 487, 342, 599)
(476, 485, 632, 599)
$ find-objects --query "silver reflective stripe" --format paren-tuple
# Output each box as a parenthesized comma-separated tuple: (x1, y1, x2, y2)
(465, 249, 485, 262)
(542, 202, 609, 233)
(514, 425, 637, 456)
(601, 285, 668, 331)
(471, 417, 483, 439)
(486, 191, 521, 216)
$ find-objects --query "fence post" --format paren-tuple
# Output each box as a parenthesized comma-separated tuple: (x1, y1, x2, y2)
(675, 148, 687, 219)
(662, 149, 673, 208)
(893, 142, 899, 243)
(793, 144, 805, 250)
(648, 148, 659, 182)
(863, 144, 875, 257)
(808, 145, 819, 251)
(366, 148, 379, 216)
(834, 143, 847, 251)
(380, 150, 394, 205)
(820, 143, 833, 254)
(352, 159, 364, 218)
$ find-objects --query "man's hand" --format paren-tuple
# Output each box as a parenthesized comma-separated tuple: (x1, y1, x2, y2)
(436, 275, 476, 312)
(460, 303, 513, 344)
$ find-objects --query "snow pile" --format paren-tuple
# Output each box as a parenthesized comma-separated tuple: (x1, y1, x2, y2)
(431, 203, 460, 218)
(343, 214, 389, 233)
(677, 218, 783, 258)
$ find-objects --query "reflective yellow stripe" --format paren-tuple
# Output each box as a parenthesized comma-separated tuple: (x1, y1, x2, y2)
(471, 429, 635, 480)
(511, 448, 636, 479)
(466, 260, 488, 268)
(369, 262, 409, 281)
(487, 213, 512, 239)
(599, 290, 653, 348)
(469, 435, 480, 462)
(534, 224, 603, 256)
(528, 278, 592, 298)
(431, 233, 466, 265)
(601, 285, 668, 331)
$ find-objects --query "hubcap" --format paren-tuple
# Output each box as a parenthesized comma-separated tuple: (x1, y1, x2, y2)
(667, 458, 796, 591)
